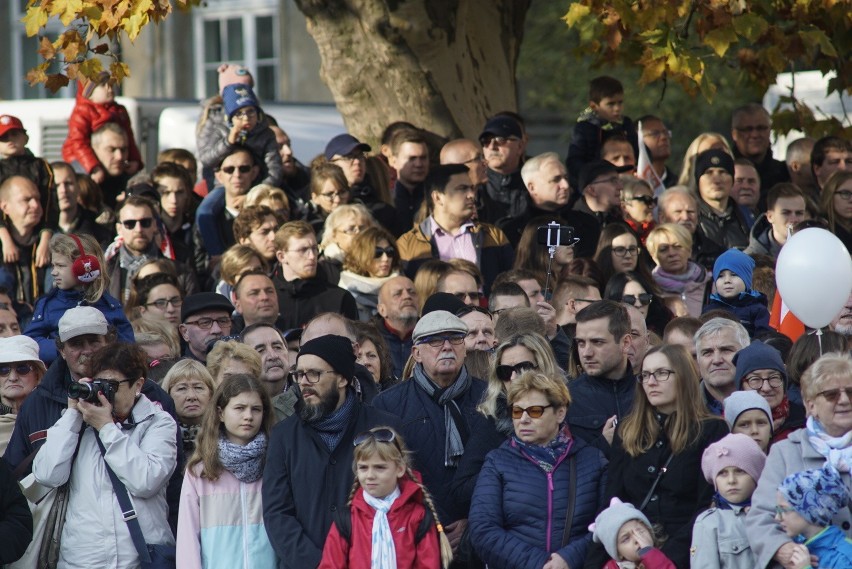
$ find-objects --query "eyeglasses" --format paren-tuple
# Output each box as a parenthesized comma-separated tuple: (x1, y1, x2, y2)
(639, 368, 675, 383)
(623, 293, 653, 306)
(627, 195, 657, 206)
(744, 374, 784, 390)
(183, 316, 232, 330)
(815, 387, 852, 404)
(289, 368, 338, 384)
(452, 291, 481, 303)
(332, 152, 366, 164)
(775, 505, 797, 516)
(735, 125, 770, 134)
(353, 427, 396, 447)
(835, 190, 852, 202)
(496, 361, 538, 382)
(93, 377, 134, 390)
(146, 297, 183, 310)
(612, 245, 639, 257)
(418, 335, 465, 348)
(511, 404, 552, 419)
(643, 129, 672, 140)
(287, 245, 319, 256)
(0, 363, 36, 377)
(319, 189, 350, 201)
(221, 165, 253, 175)
(120, 217, 154, 230)
(480, 135, 520, 147)
(374, 246, 395, 258)
(233, 108, 258, 119)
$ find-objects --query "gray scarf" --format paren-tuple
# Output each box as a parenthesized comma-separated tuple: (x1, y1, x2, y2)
(218, 431, 267, 483)
(412, 363, 471, 467)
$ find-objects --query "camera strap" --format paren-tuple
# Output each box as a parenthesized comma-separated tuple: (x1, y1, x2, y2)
(96, 437, 153, 564)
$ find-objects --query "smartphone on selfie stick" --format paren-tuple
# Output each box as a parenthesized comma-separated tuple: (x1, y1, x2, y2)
(536, 221, 579, 301)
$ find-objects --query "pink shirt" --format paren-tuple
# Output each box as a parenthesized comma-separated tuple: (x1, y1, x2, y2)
(430, 216, 477, 265)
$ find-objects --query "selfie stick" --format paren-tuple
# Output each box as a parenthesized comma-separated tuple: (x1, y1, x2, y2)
(542, 222, 580, 301)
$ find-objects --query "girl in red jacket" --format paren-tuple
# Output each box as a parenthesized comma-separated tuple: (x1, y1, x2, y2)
(590, 498, 676, 569)
(319, 426, 452, 569)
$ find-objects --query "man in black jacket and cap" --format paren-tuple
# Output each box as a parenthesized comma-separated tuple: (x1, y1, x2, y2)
(178, 292, 234, 363)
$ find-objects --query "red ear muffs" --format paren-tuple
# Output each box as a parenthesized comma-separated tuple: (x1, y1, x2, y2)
(69, 234, 101, 284)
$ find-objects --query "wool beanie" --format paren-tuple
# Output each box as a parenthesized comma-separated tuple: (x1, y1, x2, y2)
(732, 340, 787, 390)
(298, 335, 355, 381)
(217, 63, 254, 95)
(694, 148, 735, 185)
(421, 292, 467, 317)
(222, 84, 260, 120)
(82, 71, 111, 99)
(779, 466, 849, 526)
(723, 390, 773, 431)
(712, 248, 755, 291)
(701, 433, 766, 485)
(590, 497, 653, 561)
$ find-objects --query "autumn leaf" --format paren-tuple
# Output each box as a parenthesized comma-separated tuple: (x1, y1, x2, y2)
(55, 0, 85, 26)
(110, 61, 130, 82)
(37, 36, 56, 61)
(124, 12, 148, 41)
(563, 4, 591, 27)
(22, 5, 49, 37)
(79, 57, 104, 79)
(703, 27, 738, 57)
(45, 73, 71, 92)
(26, 62, 50, 86)
(798, 29, 838, 57)
(732, 12, 769, 43)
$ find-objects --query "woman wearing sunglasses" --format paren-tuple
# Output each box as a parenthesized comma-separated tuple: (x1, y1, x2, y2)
(646, 223, 711, 318)
(604, 270, 674, 336)
(0, 336, 45, 454)
(585, 344, 728, 568)
(338, 226, 400, 321)
(620, 178, 657, 245)
(594, 222, 655, 290)
(747, 351, 852, 569)
(469, 370, 607, 569)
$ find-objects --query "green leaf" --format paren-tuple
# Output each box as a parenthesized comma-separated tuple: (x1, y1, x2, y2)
(732, 13, 769, 43)
(563, 3, 591, 28)
(798, 29, 838, 57)
(703, 27, 738, 58)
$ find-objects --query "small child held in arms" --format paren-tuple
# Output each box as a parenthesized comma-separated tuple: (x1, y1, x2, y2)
(691, 433, 767, 568)
(776, 466, 852, 569)
(566, 75, 637, 189)
(319, 426, 452, 569)
(590, 497, 675, 569)
(723, 390, 773, 453)
(62, 71, 143, 185)
(702, 248, 771, 337)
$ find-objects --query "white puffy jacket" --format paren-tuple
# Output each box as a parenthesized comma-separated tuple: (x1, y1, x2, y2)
(33, 396, 177, 569)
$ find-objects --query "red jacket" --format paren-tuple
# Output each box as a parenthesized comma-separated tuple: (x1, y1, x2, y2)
(602, 547, 677, 569)
(62, 82, 143, 174)
(319, 476, 442, 569)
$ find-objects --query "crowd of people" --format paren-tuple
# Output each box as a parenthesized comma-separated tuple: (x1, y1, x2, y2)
(0, 66, 851, 569)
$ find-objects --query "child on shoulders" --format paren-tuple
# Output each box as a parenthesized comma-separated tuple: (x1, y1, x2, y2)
(703, 248, 771, 337)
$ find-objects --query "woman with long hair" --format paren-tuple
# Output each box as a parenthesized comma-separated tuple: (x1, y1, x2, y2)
(819, 170, 852, 252)
(513, 216, 575, 286)
(304, 162, 354, 240)
(604, 270, 675, 336)
(594, 222, 654, 289)
(339, 226, 400, 320)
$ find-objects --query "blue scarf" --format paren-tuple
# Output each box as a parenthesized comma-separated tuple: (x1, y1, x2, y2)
(712, 491, 750, 510)
(311, 390, 356, 451)
(512, 423, 573, 472)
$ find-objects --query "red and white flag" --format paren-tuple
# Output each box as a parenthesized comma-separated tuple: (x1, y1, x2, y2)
(636, 120, 665, 198)
(770, 290, 805, 341)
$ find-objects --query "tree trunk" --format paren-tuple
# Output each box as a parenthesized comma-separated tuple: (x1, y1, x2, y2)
(293, 0, 531, 144)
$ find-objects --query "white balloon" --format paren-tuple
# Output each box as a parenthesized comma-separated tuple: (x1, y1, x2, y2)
(776, 228, 852, 329)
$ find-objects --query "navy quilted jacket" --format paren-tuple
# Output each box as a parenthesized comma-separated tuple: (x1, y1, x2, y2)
(469, 435, 608, 569)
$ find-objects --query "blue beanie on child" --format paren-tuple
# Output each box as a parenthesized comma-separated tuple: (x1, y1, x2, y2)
(713, 249, 754, 291)
(222, 84, 260, 120)
(778, 466, 849, 527)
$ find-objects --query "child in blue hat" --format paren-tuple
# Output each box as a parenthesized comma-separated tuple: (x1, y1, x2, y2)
(702, 249, 771, 337)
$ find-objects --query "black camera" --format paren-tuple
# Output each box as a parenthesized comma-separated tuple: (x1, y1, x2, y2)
(68, 380, 116, 406)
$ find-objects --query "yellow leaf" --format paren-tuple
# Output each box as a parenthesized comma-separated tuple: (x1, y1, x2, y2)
(703, 27, 738, 57)
(110, 61, 130, 82)
(123, 12, 148, 41)
(563, 4, 592, 27)
(79, 58, 104, 80)
(26, 62, 49, 86)
(639, 58, 666, 85)
(57, 0, 84, 26)
(37, 36, 56, 61)
(22, 5, 49, 37)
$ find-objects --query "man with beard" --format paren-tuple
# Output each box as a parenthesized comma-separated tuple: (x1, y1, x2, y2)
(372, 310, 487, 555)
(262, 335, 399, 569)
(51, 161, 111, 242)
(240, 322, 296, 423)
(375, 275, 419, 377)
(830, 292, 852, 341)
(178, 292, 234, 363)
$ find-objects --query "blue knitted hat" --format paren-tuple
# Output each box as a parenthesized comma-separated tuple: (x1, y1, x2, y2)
(732, 340, 787, 390)
(713, 249, 754, 291)
(779, 466, 850, 527)
(222, 84, 260, 120)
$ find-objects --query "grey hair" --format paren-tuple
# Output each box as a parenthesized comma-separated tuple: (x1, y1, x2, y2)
(694, 318, 750, 354)
(801, 352, 852, 401)
(521, 152, 561, 187)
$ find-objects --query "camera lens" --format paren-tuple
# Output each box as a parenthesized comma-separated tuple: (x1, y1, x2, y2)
(67, 381, 94, 401)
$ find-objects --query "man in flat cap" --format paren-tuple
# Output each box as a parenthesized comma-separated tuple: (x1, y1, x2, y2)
(262, 335, 399, 569)
(372, 309, 487, 556)
(178, 292, 234, 363)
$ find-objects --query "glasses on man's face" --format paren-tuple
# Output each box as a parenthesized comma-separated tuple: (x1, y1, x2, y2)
(643, 129, 672, 140)
(511, 404, 552, 419)
(146, 297, 183, 310)
(623, 293, 653, 306)
(353, 427, 396, 447)
(835, 190, 852, 202)
(184, 316, 232, 330)
(628, 195, 657, 207)
(289, 368, 337, 384)
(639, 368, 675, 383)
(612, 245, 639, 257)
(0, 363, 36, 377)
(815, 386, 852, 404)
(418, 335, 465, 348)
(121, 217, 154, 230)
(495, 361, 537, 382)
(221, 165, 253, 175)
(480, 135, 520, 147)
(735, 125, 770, 134)
(744, 374, 784, 390)
(332, 152, 366, 164)
(452, 291, 481, 303)
(287, 245, 319, 257)
(374, 246, 395, 259)
(319, 189, 350, 201)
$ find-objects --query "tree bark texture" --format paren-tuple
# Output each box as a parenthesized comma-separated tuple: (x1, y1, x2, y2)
(293, 0, 532, 144)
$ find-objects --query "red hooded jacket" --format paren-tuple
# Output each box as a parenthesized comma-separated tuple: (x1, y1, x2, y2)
(319, 475, 442, 569)
(62, 82, 143, 174)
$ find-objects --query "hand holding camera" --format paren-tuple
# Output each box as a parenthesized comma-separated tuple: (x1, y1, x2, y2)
(68, 378, 116, 431)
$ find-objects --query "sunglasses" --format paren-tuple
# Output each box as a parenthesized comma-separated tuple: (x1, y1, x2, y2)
(628, 195, 657, 206)
(221, 165, 253, 175)
(121, 217, 154, 230)
(816, 387, 852, 403)
(495, 361, 537, 382)
(0, 363, 36, 377)
(374, 246, 395, 259)
(511, 404, 552, 419)
(452, 291, 481, 303)
(353, 427, 396, 447)
(623, 293, 653, 306)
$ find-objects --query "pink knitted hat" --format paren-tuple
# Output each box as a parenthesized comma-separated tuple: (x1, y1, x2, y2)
(217, 64, 254, 95)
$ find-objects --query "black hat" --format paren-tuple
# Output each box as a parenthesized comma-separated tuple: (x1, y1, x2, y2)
(298, 335, 355, 380)
(578, 160, 618, 193)
(479, 116, 522, 142)
(181, 292, 234, 322)
(421, 292, 467, 317)
(324, 134, 371, 160)
(694, 149, 734, 185)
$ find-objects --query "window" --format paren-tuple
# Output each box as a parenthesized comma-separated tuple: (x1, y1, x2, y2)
(193, 1, 280, 101)
(9, 1, 76, 99)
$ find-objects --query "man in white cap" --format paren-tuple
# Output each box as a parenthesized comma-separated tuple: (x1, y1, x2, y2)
(0, 335, 46, 454)
(372, 309, 487, 554)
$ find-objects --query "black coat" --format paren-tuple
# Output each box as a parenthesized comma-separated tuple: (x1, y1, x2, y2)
(0, 458, 32, 564)
(565, 365, 636, 457)
(261, 395, 400, 569)
(449, 411, 509, 516)
(695, 200, 749, 268)
(271, 266, 358, 330)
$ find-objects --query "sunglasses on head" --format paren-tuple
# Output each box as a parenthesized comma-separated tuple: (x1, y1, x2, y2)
(221, 165, 253, 175)
(121, 217, 154, 230)
(495, 361, 537, 382)
(629, 195, 657, 206)
(511, 404, 552, 419)
(623, 293, 653, 306)
(353, 427, 396, 447)
(374, 246, 395, 258)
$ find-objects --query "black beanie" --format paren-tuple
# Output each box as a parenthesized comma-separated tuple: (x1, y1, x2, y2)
(422, 292, 467, 317)
(297, 335, 355, 380)
(694, 149, 734, 185)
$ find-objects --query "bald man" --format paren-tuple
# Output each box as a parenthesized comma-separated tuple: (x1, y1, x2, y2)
(441, 138, 488, 187)
(376, 275, 420, 377)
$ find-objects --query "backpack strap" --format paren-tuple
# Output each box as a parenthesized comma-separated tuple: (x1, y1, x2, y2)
(414, 506, 434, 543)
(333, 505, 353, 543)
